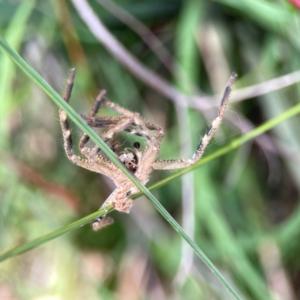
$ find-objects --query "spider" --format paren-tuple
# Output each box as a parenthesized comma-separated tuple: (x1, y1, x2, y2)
(59, 69, 237, 231)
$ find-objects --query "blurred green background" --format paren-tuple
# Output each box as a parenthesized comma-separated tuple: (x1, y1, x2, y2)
(1, 0, 300, 299)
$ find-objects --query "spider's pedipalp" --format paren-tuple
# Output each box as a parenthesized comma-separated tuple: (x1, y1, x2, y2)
(92, 216, 114, 231)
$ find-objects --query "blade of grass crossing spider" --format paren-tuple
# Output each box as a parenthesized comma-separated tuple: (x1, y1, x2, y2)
(0, 38, 243, 300)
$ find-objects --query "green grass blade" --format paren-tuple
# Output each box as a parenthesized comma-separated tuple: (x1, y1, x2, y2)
(0, 207, 113, 262)
(0, 37, 242, 300)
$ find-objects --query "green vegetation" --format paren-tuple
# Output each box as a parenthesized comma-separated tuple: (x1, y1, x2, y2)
(0, 0, 300, 299)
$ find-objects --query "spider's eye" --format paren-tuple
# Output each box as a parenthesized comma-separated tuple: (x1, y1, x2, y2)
(133, 142, 140, 149)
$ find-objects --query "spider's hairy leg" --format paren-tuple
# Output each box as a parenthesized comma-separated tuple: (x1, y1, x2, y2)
(103, 97, 139, 117)
(82, 96, 165, 142)
(152, 72, 238, 170)
(59, 70, 89, 166)
(59, 68, 77, 160)
(81, 96, 154, 160)
(192, 72, 237, 161)
(134, 122, 165, 182)
(103, 98, 157, 140)
(79, 90, 106, 157)
(59, 70, 120, 176)
(124, 121, 164, 141)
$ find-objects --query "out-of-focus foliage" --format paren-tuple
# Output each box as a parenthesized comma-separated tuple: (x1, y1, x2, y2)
(0, 0, 300, 299)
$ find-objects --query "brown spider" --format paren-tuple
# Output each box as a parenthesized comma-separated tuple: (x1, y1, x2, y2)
(59, 69, 237, 231)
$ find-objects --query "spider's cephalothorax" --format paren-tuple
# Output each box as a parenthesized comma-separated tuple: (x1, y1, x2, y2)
(59, 69, 237, 231)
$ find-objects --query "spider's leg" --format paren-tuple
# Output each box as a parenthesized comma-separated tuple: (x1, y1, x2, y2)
(89, 90, 106, 118)
(103, 98, 157, 139)
(79, 95, 127, 161)
(80, 94, 147, 159)
(84, 117, 155, 141)
(103, 98, 139, 117)
(79, 90, 106, 157)
(82, 115, 125, 128)
(59, 69, 76, 159)
(152, 72, 237, 170)
(145, 122, 165, 144)
(123, 124, 151, 140)
(83, 96, 165, 142)
(102, 117, 137, 143)
(59, 70, 120, 176)
(128, 120, 165, 183)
